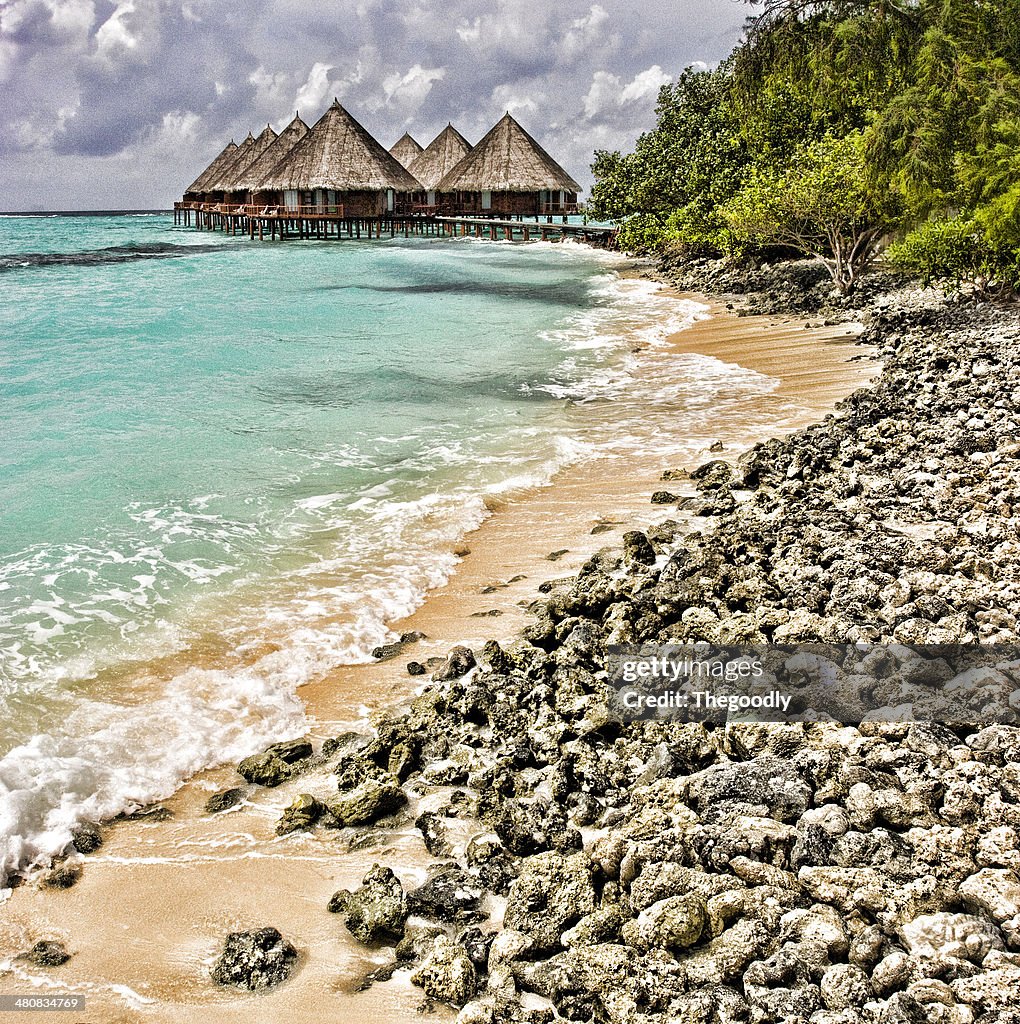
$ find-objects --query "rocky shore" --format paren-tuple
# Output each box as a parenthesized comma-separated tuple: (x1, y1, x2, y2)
(43, 261, 1020, 1022)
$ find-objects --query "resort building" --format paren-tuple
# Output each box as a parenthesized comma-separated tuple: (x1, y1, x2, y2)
(252, 100, 421, 217)
(174, 103, 607, 243)
(183, 139, 238, 204)
(435, 113, 581, 218)
(406, 124, 472, 213)
(231, 114, 309, 202)
(389, 132, 424, 169)
(202, 125, 278, 204)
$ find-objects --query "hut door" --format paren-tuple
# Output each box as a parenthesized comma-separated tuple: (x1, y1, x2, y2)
(481, 190, 492, 210)
(427, 190, 436, 207)
(387, 189, 394, 213)
(284, 189, 298, 212)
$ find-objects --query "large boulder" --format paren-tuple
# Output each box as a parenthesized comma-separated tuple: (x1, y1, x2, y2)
(410, 934, 478, 1005)
(328, 864, 407, 945)
(407, 867, 484, 923)
(432, 646, 477, 682)
(503, 852, 597, 952)
(328, 779, 406, 827)
(210, 927, 297, 991)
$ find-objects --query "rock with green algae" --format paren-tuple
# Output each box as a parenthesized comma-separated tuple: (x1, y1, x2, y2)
(327, 778, 406, 827)
(328, 864, 407, 945)
(275, 793, 326, 835)
(410, 933, 478, 1005)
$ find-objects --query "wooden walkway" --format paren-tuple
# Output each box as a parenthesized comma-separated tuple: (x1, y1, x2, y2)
(173, 203, 617, 247)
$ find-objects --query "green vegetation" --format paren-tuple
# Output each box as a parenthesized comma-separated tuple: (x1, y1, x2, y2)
(590, 0, 1020, 295)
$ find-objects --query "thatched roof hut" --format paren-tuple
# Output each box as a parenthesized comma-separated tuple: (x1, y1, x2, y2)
(207, 125, 278, 193)
(232, 114, 309, 192)
(407, 124, 472, 191)
(436, 113, 581, 194)
(254, 100, 421, 192)
(185, 139, 239, 196)
(389, 132, 424, 169)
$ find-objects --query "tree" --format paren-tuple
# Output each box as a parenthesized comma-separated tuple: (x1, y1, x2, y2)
(587, 65, 747, 254)
(721, 131, 903, 294)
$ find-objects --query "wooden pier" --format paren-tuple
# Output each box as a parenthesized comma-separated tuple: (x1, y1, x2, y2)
(172, 203, 617, 247)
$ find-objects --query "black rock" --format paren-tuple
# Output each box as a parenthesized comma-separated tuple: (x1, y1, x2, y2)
(70, 822, 103, 854)
(622, 530, 657, 566)
(19, 941, 71, 967)
(210, 927, 297, 991)
(415, 811, 453, 856)
(265, 739, 313, 764)
(407, 661, 427, 676)
(407, 866, 485, 922)
(432, 646, 477, 682)
(205, 788, 246, 814)
(42, 864, 82, 889)
(650, 491, 678, 504)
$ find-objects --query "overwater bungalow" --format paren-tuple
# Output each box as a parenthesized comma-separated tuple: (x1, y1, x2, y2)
(183, 139, 238, 204)
(252, 100, 421, 217)
(407, 124, 472, 213)
(389, 132, 424, 169)
(436, 113, 581, 218)
(202, 125, 278, 205)
(231, 114, 309, 204)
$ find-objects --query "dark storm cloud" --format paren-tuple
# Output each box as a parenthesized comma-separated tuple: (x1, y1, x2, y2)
(0, 0, 747, 210)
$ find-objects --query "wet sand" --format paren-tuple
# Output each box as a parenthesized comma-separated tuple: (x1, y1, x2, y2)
(0, 297, 878, 1023)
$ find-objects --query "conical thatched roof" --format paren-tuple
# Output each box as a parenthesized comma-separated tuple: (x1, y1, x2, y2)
(436, 113, 581, 193)
(389, 132, 423, 168)
(407, 124, 472, 190)
(208, 124, 278, 191)
(186, 139, 239, 194)
(232, 114, 309, 191)
(255, 100, 421, 191)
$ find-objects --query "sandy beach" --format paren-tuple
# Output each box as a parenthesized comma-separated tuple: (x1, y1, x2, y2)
(0, 295, 878, 1023)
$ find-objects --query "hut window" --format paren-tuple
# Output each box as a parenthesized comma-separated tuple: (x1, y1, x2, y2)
(284, 189, 298, 212)
(481, 190, 492, 210)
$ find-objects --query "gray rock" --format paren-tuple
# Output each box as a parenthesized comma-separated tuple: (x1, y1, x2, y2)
(621, 894, 707, 951)
(210, 927, 297, 991)
(407, 866, 484, 922)
(899, 912, 1003, 961)
(70, 822, 103, 854)
(411, 934, 478, 1005)
(622, 531, 657, 566)
(237, 751, 293, 788)
(820, 963, 874, 1009)
(503, 852, 597, 952)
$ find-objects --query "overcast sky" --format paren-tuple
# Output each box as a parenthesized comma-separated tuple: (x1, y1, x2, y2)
(0, 0, 747, 211)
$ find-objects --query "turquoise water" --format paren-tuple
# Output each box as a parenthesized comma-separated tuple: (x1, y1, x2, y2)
(0, 213, 727, 880)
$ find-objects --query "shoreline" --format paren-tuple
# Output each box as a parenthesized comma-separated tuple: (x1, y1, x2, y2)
(0, 289, 880, 1022)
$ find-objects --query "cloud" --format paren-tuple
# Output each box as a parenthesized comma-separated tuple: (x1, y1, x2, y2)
(363, 63, 445, 117)
(560, 4, 618, 62)
(583, 64, 672, 120)
(294, 61, 334, 113)
(0, 0, 746, 208)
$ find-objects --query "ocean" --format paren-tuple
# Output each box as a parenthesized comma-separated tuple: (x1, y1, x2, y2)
(0, 213, 771, 882)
